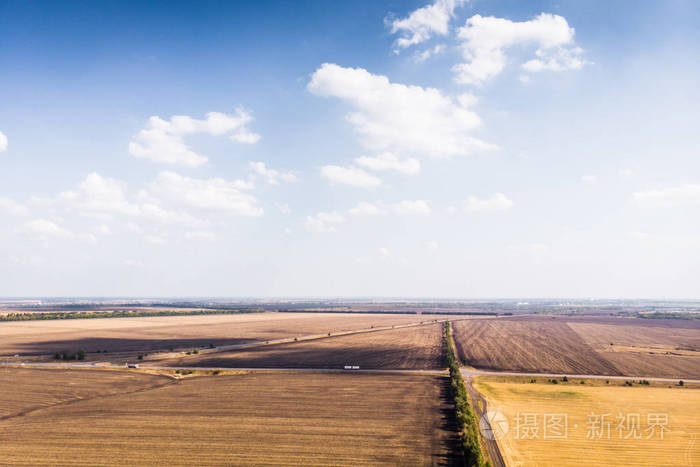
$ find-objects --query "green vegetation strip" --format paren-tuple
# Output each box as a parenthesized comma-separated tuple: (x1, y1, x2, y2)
(444, 321, 488, 467)
(0, 308, 264, 321)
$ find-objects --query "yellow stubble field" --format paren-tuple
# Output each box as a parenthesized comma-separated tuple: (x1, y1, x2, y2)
(473, 376, 700, 466)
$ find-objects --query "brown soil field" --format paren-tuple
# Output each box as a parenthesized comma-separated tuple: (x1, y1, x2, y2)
(0, 367, 170, 419)
(569, 321, 700, 378)
(452, 319, 622, 375)
(0, 369, 458, 466)
(453, 317, 700, 378)
(0, 312, 453, 356)
(150, 323, 445, 369)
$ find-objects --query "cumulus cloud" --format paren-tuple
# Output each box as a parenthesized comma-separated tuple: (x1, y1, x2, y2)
(348, 201, 388, 216)
(320, 165, 382, 188)
(414, 44, 447, 62)
(305, 211, 346, 233)
(24, 219, 72, 237)
(454, 13, 589, 85)
(308, 63, 494, 158)
(0, 197, 29, 216)
(581, 175, 598, 184)
(249, 161, 298, 184)
(146, 171, 263, 216)
(355, 152, 420, 175)
(632, 184, 700, 207)
(0, 130, 7, 151)
(465, 193, 514, 212)
(129, 109, 260, 167)
(389, 0, 467, 50)
(348, 200, 431, 216)
(392, 200, 432, 215)
(60, 172, 140, 216)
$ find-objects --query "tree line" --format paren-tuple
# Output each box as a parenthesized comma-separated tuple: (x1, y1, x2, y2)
(0, 308, 264, 322)
(444, 321, 489, 467)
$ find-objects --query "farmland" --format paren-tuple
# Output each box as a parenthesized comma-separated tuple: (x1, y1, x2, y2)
(472, 376, 700, 466)
(453, 317, 700, 378)
(0, 368, 456, 466)
(149, 322, 445, 369)
(0, 312, 455, 357)
(451, 318, 621, 375)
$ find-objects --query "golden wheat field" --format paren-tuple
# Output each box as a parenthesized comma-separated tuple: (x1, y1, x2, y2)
(473, 376, 700, 466)
(0, 368, 457, 466)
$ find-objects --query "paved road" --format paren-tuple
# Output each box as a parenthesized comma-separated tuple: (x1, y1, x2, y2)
(0, 361, 447, 375)
(462, 368, 700, 384)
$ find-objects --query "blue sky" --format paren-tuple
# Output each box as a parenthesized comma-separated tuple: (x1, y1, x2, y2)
(1, 0, 699, 297)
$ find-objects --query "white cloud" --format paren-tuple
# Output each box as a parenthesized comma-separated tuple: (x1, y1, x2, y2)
(305, 211, 346, 233)
(22, 220, 96, 244)
(348, 201, 388, 216)
(465, 193, 514, 212)
(249, 161, 298, 184)
(348, 200, 431, 216)
(320, 165, 382, 188)
(124, 259, 145, 268)
(125, 222, 142, 233)
(146, 171, 263, 216)
(392, 200, 431, 215)
(389, 0, 467, 50)
(0, 197, 29, 216)
(581, 175, 598, 184)
(0, 130, 7, 151)
(426, 240, 439, 251)
(24, 219, 72, 237)
(94, 224, 111, 235)
(184, 231, 216, 241)
(414, 44, 447, 62)
(144, 234, 164, 245)
(308, 63, 495, 158)
(632, 184, 700, 207)
(454, 13, 588, 85)
(354, 152, 420, 175)
(129, 109, 260, 167)
(60, 173, 140, 216)
(276, 203, 291, 214)
(379, 247, 390, 258)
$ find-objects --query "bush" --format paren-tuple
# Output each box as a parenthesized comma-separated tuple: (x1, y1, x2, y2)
(562, 376, 568, 382)
(77, 349, 86, 360)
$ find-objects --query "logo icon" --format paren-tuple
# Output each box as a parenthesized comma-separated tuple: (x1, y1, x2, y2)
(479, 410, 509, 440)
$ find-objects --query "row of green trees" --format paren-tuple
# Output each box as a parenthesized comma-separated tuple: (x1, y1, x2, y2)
(0, 308, 263, 322)
(444, 322, 488, 467)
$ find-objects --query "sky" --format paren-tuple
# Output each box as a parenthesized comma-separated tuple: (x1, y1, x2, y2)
(1, 0, 699, 298)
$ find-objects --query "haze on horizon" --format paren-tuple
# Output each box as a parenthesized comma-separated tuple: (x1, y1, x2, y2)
(1, 0, 699, 298)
